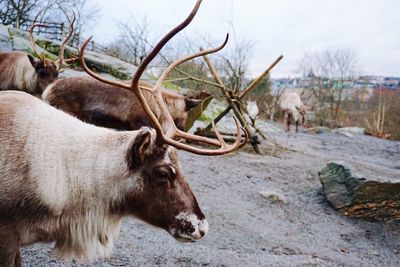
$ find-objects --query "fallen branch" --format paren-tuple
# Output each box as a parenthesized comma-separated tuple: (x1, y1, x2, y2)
(203, 55, 283, 131)
(319, 162, 400, 222)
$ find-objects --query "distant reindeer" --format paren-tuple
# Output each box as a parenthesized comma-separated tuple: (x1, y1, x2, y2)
(0, 7, 75, 97)
(279, 91, 306, 132)
(0, 1, 246, 266)
(42, 77, 201, 131)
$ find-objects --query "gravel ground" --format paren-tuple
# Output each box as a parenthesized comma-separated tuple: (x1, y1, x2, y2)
(22, 121, 400, 267)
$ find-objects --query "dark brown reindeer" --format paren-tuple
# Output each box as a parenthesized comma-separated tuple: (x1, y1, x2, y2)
(0, 0, 247, 266)
(0, 7, 75, 97)
(42, 77, 202, 131)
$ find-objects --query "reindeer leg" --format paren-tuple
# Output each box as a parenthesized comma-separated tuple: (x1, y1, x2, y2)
(295, 120, 299, 133)
(0, 227, 21, 267)
(14, 250, 22, 267)
(283, 111, 289, 132)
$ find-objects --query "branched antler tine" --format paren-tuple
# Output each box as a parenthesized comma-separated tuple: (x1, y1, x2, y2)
(56, 3, 76, 70)
(238, 126, 248, 148)
(154, 34, 229, 95)
(29, 12, 45, 59)
(174, 114, 246, 148)
(130, 0, 202, 138)
(79, 37, 132, 90)
(153, 33, 229, 137)
(212, 121, 226, 146)
(160, 116, 246, 156)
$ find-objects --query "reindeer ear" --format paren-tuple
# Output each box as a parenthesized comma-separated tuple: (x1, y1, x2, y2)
(27, 55, 40, 68)
(185, 98, 202, 111)
(127, 127, 155, 169)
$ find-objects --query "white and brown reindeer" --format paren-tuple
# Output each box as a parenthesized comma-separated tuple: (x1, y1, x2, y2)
(0, 7, 75, 97)
(42, 77, 202, 131)
(0, 1, 247, 266)
(279, 91, 307, 132)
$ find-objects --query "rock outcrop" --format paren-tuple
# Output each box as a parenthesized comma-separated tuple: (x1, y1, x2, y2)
(319, 162, 400, 222)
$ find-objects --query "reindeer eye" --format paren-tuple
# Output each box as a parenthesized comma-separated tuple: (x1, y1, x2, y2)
(157, 170, 170, 180)
(37, 70, 47, 78)
(153, 167, 172, 186)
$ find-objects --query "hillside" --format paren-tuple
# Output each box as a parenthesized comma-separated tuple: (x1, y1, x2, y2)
(0, 25, 143, 80)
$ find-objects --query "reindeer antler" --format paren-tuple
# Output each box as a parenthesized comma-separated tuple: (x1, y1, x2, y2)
(80, 0, 247, 156)
(29, 4, 76, 70)
(29, 12, 47, 61)
(79, 37, 153, 93)
(55, 3, 76, 70)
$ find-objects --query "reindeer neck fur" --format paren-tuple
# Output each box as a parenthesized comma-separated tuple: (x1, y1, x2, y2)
(14, 55, 38, 93)
(0, 91, 145, 261)
(0, 52, 38, 94)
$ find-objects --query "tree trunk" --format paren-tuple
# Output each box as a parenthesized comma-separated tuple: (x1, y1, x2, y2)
(319, 162, 400, 222)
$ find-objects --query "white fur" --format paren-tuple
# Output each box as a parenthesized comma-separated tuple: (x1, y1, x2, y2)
(41, 81, 55, 102)
(175, 212, 209, 239)
(247, 101, 259, 119)
(279, 91, 305, 122)
(11, 56, 37, 94)
(4, 92, 144, 260)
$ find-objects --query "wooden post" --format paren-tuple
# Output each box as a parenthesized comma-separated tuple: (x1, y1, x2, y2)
(204, 55, 283, 131)
(202, 53, 261, 154)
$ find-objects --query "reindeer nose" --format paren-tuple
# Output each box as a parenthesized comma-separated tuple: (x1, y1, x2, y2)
(199, 230, 206, 237)
(198, 219, 209, 238)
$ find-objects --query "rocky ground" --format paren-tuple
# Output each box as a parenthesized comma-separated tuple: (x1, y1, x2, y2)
(22, 120, 400, 267)
(3, 23, 400, 267)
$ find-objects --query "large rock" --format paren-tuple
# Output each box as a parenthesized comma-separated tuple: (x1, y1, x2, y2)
(332, 127, 365, 137)
(0, 25, 12, 51)
(319, 162, 400, 221)
(2, 25, 143, 80)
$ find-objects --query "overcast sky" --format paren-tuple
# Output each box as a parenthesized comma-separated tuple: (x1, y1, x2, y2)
(91, 0, 400, 78)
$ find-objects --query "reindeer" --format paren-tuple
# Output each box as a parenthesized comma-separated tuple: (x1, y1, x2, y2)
(279, 91, 306, 132)
(0, 1, 247, 266)
(0, 7, 75, 97)
(42, 77, 201, 131)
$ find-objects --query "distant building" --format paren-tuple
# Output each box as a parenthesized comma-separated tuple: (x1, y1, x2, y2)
(270, 75, 400, 101)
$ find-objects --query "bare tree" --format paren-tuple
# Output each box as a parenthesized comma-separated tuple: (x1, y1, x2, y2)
(43, 0, 101, 35)
(0, 0, 44, 28)
(298, 48, 359, 122)
(216, 37, 254, 95)
(111, 14, 153, 65)
(1, 0, 100, 36)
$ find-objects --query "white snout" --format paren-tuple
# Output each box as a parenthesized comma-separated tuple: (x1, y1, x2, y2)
(172, 212, 209, 242)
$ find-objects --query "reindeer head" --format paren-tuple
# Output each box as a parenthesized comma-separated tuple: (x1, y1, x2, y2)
(27, 55, 59, 91)
(124, 127, 207, 241)
(164, 92, 202, 131)
(80, 0, 247, 242)
(296, 105, 307, 124)
(28, 5, 75, 93)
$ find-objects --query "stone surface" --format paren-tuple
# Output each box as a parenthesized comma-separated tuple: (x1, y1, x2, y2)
(333, 127, 365, 137)
(0, 25, 12, 51)
(259, 190, 288, 204)
(319, 161, 400, 221)
(1, 25, 143, 80)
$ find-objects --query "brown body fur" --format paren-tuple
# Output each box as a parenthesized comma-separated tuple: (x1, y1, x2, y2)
(42, 77, 200, 131)
(0, 52, 58, 97)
